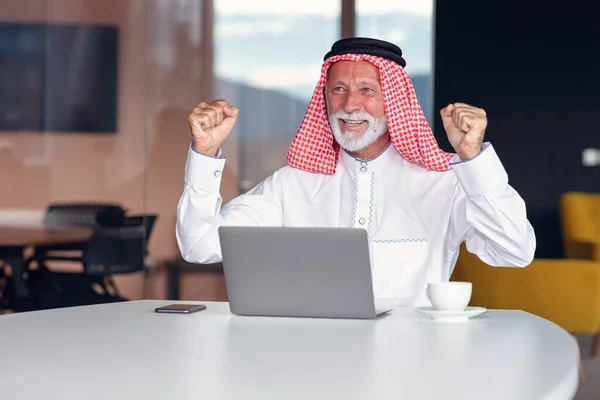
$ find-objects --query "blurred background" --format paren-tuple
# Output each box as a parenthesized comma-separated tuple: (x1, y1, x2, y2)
(0, 0, 599, 396)
(0, 0, 438, 307)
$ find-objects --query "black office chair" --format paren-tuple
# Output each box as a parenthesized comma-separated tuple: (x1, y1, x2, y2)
(123, 214, 158, 299)
(84, 224, 147, 297)
(28, 202, 124, 267)
(93, 214, 157, 296)
(123, 214, 157, 253)
(36, 203, 125, 255)
(30, 224, 147, 309)
(43, 203, 125, 228)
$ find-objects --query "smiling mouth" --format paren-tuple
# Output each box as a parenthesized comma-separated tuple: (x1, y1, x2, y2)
(341, 119, 366, 127)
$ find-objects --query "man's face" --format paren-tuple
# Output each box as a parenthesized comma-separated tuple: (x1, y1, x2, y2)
(325, 61, 387, 152)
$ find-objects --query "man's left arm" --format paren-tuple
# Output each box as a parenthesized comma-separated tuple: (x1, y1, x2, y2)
(441, 102, 535, 267)
(448, 143, 536, 267)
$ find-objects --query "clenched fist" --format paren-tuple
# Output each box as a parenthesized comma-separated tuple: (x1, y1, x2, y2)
(188, 100, 239, 156)
(440, 103, 487, 161)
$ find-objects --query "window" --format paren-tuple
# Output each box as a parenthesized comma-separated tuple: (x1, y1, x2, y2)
(356, 0, 434, 124)
(213, 0, 341, 190)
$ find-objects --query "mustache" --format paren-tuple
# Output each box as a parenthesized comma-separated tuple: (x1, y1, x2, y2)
(330, 110, 376, 122)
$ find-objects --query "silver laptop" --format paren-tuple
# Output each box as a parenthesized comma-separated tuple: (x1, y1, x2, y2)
(218, 226, 393, 319)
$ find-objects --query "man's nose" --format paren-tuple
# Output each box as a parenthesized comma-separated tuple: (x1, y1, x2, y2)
(342, 91, 361, 114)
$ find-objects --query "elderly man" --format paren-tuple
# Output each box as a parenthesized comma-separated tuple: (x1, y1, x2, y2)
(176, 37, 536, 307)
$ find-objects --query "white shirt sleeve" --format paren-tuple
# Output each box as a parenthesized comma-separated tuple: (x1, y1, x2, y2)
(448, 143, 536, 267)
(176, 144, 283, 263)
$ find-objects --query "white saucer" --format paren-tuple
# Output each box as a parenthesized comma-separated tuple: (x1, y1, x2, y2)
(414, 306, 487, 322)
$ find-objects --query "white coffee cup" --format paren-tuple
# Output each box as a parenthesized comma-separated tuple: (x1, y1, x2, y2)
(427, 282, 472, 311)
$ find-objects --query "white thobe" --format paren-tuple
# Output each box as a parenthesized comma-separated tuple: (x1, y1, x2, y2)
(176, 141, 536, 307)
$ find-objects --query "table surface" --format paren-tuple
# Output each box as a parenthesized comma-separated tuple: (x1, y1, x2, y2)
(0, 300, 579, 400)
(0, 225, 92, 247)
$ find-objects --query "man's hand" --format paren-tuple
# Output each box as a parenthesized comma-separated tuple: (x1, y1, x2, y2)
(440, 103, 487, 160)
(188, 100, 239, 156)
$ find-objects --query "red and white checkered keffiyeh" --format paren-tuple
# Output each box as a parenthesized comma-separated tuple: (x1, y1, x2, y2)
(287, 54, 454, 174)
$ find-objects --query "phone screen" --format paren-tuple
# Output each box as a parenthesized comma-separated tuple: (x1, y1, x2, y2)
(155, 304, 206, 313)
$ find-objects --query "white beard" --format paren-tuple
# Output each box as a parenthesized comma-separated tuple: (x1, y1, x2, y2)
(328, 110, 388, 152)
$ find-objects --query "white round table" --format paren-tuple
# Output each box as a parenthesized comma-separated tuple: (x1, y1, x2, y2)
(0, 300, 579, 400)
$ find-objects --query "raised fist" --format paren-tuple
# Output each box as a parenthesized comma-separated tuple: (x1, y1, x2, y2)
(440, 102, 487, 161)
(188, 100, 239, 156)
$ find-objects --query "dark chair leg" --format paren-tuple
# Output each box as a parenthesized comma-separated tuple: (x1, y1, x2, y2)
(591, 332, 600, 357)
(105, 276, 120, 297)
(572, 334, 585, 383)
(167, 263, 181, 300)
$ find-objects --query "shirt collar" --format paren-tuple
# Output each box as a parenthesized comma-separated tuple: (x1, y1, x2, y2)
(338, 140, 395, 175)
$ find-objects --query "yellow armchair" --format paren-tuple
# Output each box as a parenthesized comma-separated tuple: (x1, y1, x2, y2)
(560, 192, 600, 261)
(451, 244, 600, 335)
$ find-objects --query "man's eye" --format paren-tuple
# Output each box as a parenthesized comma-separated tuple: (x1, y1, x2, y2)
(362, 88, 373, 93)
(334, 87, 345, 92)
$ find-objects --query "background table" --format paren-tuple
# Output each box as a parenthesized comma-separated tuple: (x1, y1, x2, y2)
(0, 300, 579, 400)
(0, 226, 92, 248)
(164, 258, 224, 300)
(0, 226, 92, 298)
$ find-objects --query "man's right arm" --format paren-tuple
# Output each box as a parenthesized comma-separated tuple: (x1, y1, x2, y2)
(176, 144, 283, 263)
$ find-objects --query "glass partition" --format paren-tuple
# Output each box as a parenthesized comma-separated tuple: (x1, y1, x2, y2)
(0, 0, 154, 309)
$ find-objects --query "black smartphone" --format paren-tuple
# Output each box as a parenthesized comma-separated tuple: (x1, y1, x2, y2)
(155, 304, 207, 314)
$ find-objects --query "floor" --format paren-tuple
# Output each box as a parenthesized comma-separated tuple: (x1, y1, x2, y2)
(575, 335, 600, 399)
